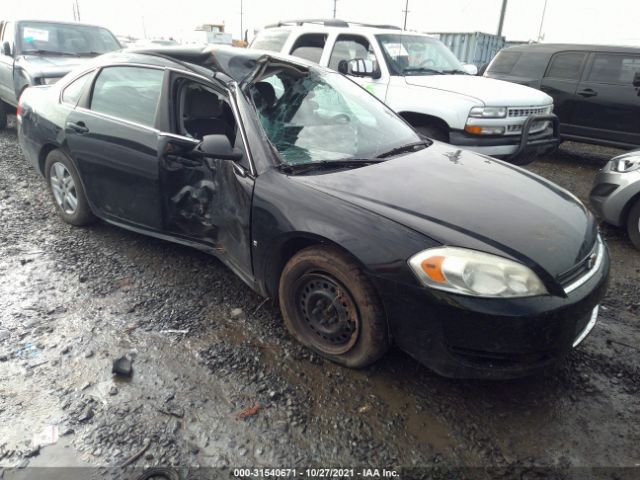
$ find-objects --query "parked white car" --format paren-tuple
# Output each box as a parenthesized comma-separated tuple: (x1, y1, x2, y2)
(250, 19, 559, 165)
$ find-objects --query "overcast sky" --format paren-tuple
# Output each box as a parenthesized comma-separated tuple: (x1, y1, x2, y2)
(5, 0, 640, 46)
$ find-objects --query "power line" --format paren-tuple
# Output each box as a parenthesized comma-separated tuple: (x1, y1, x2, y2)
(403, 0, 409, 30)
(538, 0, 549, 42)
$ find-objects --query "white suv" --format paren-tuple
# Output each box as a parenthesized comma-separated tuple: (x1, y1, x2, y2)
(250, 19, 559, 165)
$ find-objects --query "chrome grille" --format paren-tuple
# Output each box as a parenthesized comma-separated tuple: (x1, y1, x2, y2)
(508, 105, 552, 118)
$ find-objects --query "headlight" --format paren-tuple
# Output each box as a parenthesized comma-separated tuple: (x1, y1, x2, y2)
(408, 247, 548, 298)
(469, 106, 507, 118)
(612, 153, 640, 173)
(39, 77, 62, 85)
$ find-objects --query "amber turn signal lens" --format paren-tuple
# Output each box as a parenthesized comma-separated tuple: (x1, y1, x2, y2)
(464, 125, 483, 135)
(420, 256, 447, 283)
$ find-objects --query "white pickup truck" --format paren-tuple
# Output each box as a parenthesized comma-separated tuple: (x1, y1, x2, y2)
(250, 19, 559, 165)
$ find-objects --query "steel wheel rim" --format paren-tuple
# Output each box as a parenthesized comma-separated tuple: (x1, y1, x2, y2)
(50, 162, 78, 215)
(294, 272, 360, 355)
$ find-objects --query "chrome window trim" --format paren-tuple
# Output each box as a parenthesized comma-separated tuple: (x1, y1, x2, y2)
(157, 132, 200, 144)
(564, 238, 605, 294)
(227, 81, 256, 177)
(76, 106, 160, 133)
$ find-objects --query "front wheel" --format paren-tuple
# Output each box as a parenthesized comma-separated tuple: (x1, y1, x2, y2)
(45, 149, 95, 226)
(507, 151, 540, 166)
(0, 101, 8, 130)
(279, 246, 390, 368)
(416, 125, 448, 143)
(627, 199, 640, 250)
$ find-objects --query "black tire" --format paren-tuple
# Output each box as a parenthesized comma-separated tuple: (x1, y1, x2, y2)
(279, 245, 390, 368)
(506, 150, 539, 166)
(44, 149, 95, 226)
(627, 199, 640, 250)
(416, 125, 448, 142)
(0, 101, 7, 130)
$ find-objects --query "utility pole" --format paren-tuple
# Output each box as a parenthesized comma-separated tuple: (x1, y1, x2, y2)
(240, 0, 244, 42)
(333, 0, 338, 19)
(497, 0, 507, 36)
(537, 0, 549, 42)
(403, 0, 409, 30)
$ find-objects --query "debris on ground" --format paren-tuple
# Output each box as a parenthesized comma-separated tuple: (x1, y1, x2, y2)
(112, 355, 133, 377)
(31, 425, 59, 448)
(236, 403, 261, 419)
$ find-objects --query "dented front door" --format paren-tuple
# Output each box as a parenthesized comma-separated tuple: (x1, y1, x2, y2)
(158, 136, 254, 276)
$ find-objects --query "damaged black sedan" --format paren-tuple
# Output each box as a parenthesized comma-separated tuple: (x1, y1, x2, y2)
(18, 47, 609, 378)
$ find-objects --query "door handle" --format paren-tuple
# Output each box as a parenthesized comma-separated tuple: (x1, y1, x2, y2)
(577, 88, 598, 98)
(66, 121, 89, 134)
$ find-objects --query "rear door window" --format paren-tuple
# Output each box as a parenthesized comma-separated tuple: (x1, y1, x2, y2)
(328, 34, 378, 72)
(586, 53, 640, 85)
(251, 29, 290, 52)
(545, 52, 587, 80)
(61, 72, 91, 106)
(289, 33, 327, 63)
(90, 66, 164, 127)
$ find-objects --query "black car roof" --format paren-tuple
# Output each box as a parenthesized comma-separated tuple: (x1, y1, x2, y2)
(98, 46, 267, 83)
(502, 43, 640, 55)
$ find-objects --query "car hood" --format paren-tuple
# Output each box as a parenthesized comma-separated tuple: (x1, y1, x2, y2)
(403, 74, 552, 106)
(296, 143, 597, 278)
(17, 54, 94, 77)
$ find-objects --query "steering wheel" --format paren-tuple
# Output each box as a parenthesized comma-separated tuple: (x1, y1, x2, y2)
(331, 114, 351, 125)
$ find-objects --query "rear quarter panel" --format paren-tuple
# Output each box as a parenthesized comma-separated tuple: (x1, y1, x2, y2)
(18, 85, 68, 175)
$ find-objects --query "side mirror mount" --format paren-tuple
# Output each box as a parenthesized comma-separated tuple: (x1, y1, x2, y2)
(347, 58, 381, 79)
(196, 134, 243, 161)
(2, 41, 12, 57)
(461, 63, 479, 75)
(633, 72, 640, 88)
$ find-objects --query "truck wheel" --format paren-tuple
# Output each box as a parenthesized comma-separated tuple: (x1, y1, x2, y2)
(0, 101, 7, 130)
(627, 199, 640, 250)
(416, 125, 448, 142)
(45, 149, 95, 226)
(508, 151, 539, 166)
(279, 245, 390, 368)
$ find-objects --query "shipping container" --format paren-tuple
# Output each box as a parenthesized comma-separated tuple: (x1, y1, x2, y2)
(430, 32, 506, 68)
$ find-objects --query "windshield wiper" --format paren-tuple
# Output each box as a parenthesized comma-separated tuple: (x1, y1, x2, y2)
(21, 49, 76, 56)
(443, 69, 470, 75)
(278, 158, 384, 175)
(76, 51, 104, 56)
(375, 141, 430, 159)
(402, 67, 444, 75)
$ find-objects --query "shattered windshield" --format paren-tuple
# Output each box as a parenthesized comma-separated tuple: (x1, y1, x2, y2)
(377, 34, 464, 75)
(247, 65, 420, 165)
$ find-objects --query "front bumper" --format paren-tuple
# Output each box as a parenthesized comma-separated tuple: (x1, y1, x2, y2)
(374, 244, 610, 379)
(449, 114, 561, 159)
(589, 163, 640, 227)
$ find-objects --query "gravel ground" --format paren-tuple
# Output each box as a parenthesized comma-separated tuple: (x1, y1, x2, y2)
(0, 121, 639, 479)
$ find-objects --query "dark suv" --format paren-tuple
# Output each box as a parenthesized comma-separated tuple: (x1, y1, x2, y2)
(484, 44, 640, 149)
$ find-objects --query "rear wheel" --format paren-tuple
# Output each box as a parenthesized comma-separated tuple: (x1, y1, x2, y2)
(279, 245, 390, 368)
(416, 125, 448, 142)
(0, 101, 8, 130)
(45, 149, 95, 226)
(627, 199, 640, 250)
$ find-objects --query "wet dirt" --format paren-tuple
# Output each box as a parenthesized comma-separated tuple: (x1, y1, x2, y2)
(1, 124, 639, 477)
